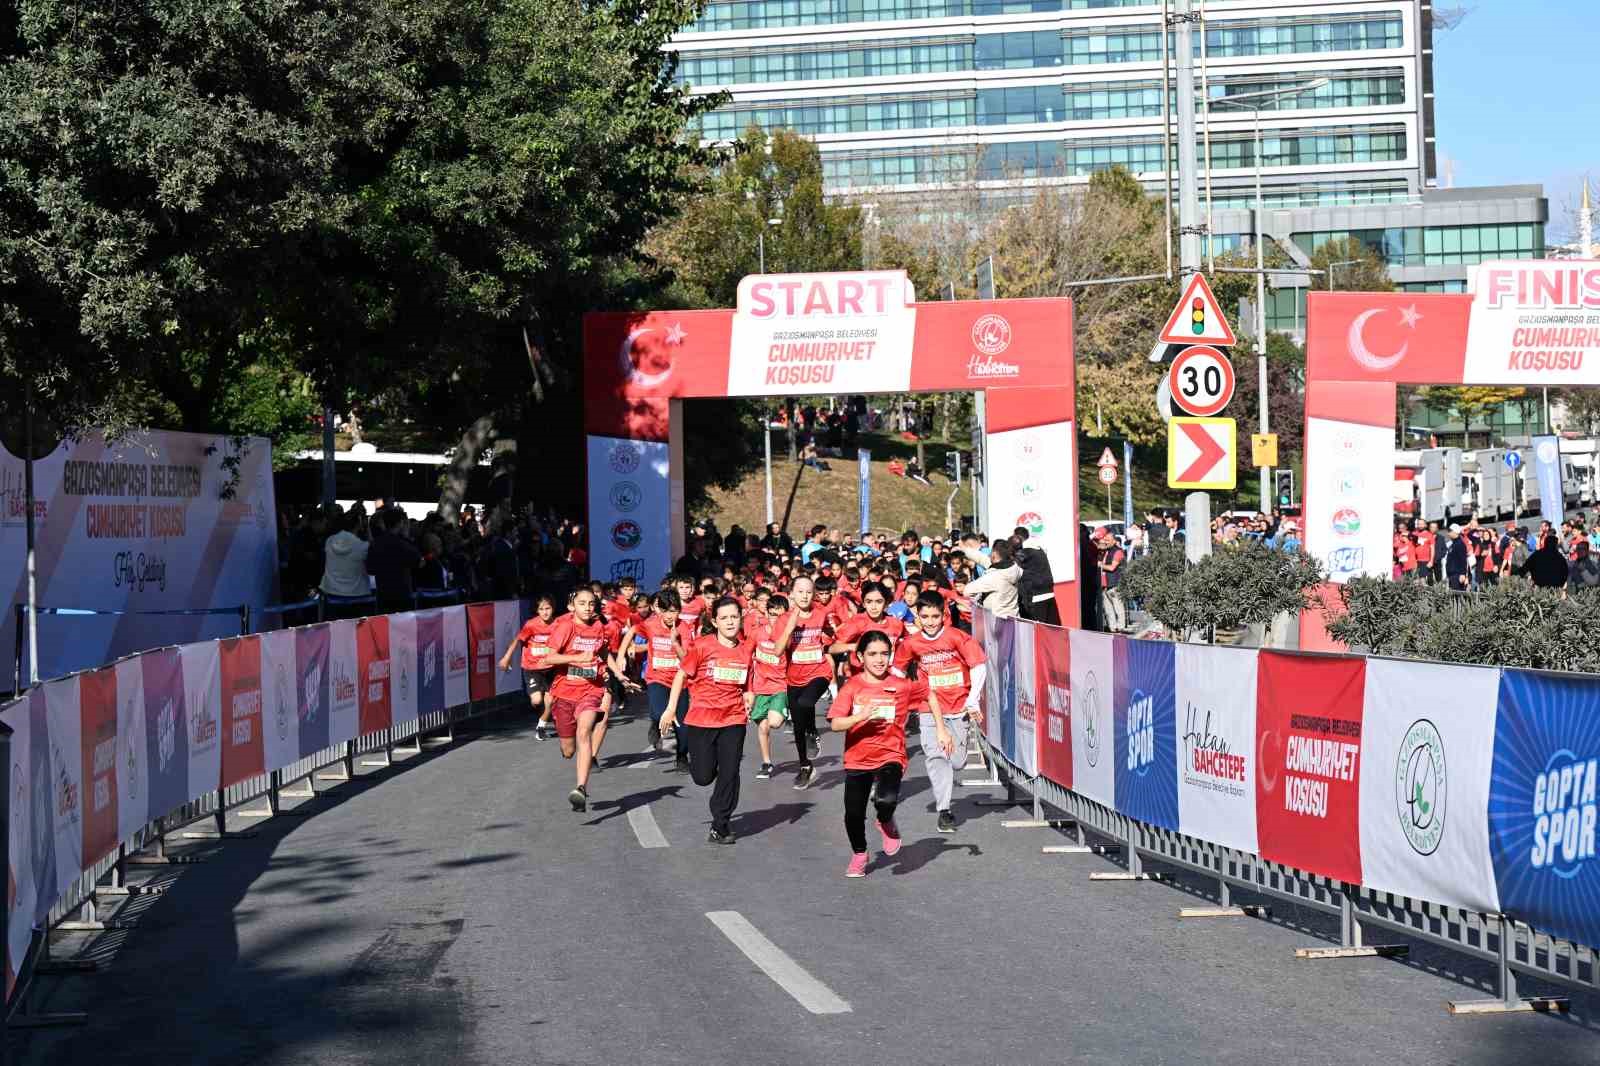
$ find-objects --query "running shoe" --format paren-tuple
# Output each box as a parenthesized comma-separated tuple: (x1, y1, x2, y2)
(568, 786, 588, 812)
(648, 722, 661, 752)
(845, 852, 869, 878)
(755, 762, 775, 780)
(667, 756, 690, 774)
(793, 765, 815, 790)
(707, 828, 736, 845)
(937, 809, 957, 833)
(807, 732, 821, 759)
(535, 723, 553, 741)
(878, 818, 903, 857)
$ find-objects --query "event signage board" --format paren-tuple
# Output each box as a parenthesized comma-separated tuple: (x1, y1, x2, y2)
(1012, 621, 1038, 778)
(1035, 626, 1072, 788)
(585, 435, 672, 592)
(1112, 638, 1178, 832)
(1532, 434, 1565, 526)
(259, 629, 300, 781)
(219, 636, 266, 790)
(983, 421, 1077, 584)
(1173, 644, 1260, 856)
(1303, 414, 1393, 584)
(1068, 629, 1115, 806)
(1465, 261, 1600, 385)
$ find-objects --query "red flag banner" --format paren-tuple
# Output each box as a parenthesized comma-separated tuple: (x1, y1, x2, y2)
(218, 636, 266, 789)
(357, 616, 392, 737)
(1035, 625, 1072, 789)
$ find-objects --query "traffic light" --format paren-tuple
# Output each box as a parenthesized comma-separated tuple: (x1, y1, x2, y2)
(1275, 469, 1295, 507)
(1191, 296, 1206, 336)
(944, 450, 960, 481)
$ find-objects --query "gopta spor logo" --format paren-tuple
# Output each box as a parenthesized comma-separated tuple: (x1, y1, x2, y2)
(1331, 508, 1362, 537)
(608, 443, 641, 475)
(1396, 718, 1446, 856)
(611, 520, 642, 551)
(971, 314, 1012, 356)
(1016, 512, 1045, 536)
(1530, 751, 1597, 876)
(610, 481, 642, 513)
(1080, 671, 1102, 767)
(1125, 690, 1154, 775)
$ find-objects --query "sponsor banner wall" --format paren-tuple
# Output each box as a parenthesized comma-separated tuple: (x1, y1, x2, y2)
(1359, 659, 1500, 913)
(1012, 621, 1037, 778)
(43, 677, 84, 904)
(2, 694, 34, 996)
(983, 421, 1077, 585)
(466, 604, 497, 702)
(415, 610, 444, 718)
(218, 636, 265, 790)
(1034, 625, 1071, 788)
(586, 435, 671, 592)
(78, 668, 120, 872)
(1304, 415, 1393, 584)
(494, 602, 521, 698)
(1464, 261, 1600, 386)
(179, 641, 222, 805)
(326, 621, 360, 748)
(356, 616, 392, 737)
(1112, 639, 1178, 833)
(389, 612, 419, 726)
(140, 647, 188, 824)
(295, 626, 331, 758)
(1174, 644, 1259, 856)
(1068, 630, 1115, 807)
(1489, 669, 1600, 949)
(1, 431, 279, 682)
(442, 606, 470, 710)
(113, 656, 150, 848)
(1256, 652, 1366, 885)
(982, 616, 1015, 759)
(259, 629, 300, 776)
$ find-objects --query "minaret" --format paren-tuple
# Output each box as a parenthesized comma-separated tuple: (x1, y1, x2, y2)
(1581, 178, 1594, 258)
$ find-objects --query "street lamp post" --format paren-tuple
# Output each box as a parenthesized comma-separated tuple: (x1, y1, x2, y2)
(1210, 78, 1329, 511)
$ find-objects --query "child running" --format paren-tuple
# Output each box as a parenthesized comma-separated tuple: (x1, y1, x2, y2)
(498, 594, 558, 738)
(828, 630, 928, 877)
(542, 588, 628, 812)
(635, 590, 686, 759)
(894, 591, 987, 834)
(785, 576, 837, 790)
(829, 583, 905, 677)
(660, 597, 755, 845)
(747, 594, 800, 779)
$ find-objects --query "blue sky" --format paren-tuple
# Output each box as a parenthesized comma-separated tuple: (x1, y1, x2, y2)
(1433, 2, 1597, 240)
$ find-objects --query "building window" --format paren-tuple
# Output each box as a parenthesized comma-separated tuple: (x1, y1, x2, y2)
(1292, 223, 1545, 268)
(676, 39, 974, 86)
(698, 93, 976, 137)
(977, 85, 1064, 124)
(975, 31, 1064, 70)
(1064, 29, 1165, 65)
(1204, 15, 1403, 57)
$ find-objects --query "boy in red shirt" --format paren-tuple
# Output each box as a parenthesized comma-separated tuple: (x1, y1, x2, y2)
(633, 590, 686, 758)
(543, 589, 628, 812)
(660, 597, 756, 844)
(785, 576, 837, 790)
(674, 573, 706, 635)
(894, 591, 987, 833)
(498, 594, 558, 738)
(747, 594, 801, 779)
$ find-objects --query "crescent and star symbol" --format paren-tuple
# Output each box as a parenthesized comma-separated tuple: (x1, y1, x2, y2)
(617, 322, 687, 389)
(1347, 304, 1422, 372)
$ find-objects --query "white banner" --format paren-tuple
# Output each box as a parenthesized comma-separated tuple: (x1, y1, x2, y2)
(326, 620, 360, 748)
(1465, 260, 1600, 385)
(586, 436, 671, 591)
(42, 677, 83, 904)
(259, 629, 300, 775)
(443, 605, 470, 709)
(389, 612, 419, 725)
(984, 421, 1077, 584)
(1, 431, 279, 681)
(113, 657, 150, 846)
(180, 641, 222, 806)
(1013, 621, 1038, 777)
(1304, 416, 1393, 583)
(1359, 658, 1501, 913)
(1174, 644, 1259, 856)
(728, 272, 918, 396)
(493, 602, 521, 697)
(3, 694, 37, 989)
(1068, 629, 1115, 806)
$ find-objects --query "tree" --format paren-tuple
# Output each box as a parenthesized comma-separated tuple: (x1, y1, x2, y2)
(1308, 236, 1395, 294)
(1418, 386, 1527, 447)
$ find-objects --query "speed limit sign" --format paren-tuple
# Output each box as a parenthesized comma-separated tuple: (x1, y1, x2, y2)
(1167, 345, 1235, 417)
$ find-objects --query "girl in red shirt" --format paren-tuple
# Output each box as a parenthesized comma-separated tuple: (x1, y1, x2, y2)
(828, 584, 906, 676)
(747, 594, 801, 779)
(498, 595, 557, 737)
(828, 630, 929, 877)
(661, 597, 755, 845)
(785, 576, 837, 790)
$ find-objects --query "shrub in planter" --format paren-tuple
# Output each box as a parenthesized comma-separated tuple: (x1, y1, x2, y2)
(1122, 540, 1325, 641)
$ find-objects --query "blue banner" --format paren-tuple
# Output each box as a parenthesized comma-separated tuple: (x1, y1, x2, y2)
(1489, 669, 1600, 949)
(1532, 435, 1565, 526)
(1113, 638, 1179, 831)
(858, 448, 871, 534)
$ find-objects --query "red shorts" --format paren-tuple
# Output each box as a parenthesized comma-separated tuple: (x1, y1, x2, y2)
(551, 690, 606, 738)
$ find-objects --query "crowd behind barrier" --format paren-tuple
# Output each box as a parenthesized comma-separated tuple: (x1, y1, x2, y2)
(972, 607, 1600, 1006)
(0, 599, 528, 1012)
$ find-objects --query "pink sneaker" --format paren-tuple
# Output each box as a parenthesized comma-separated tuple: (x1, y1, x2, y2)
(878, 819, 902, 857)
(846, 852, 869, 878)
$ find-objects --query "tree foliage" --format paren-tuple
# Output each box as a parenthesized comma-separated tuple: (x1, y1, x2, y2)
(1417, 386, 1528, 447)
(1122, 541, 1325, 637)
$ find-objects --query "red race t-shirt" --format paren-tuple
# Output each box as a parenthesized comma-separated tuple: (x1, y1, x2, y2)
(547, 615, 617, 702)
(746, 617, 790, 696)
(515, 616, 556, 671)
(833, 614, 906, 673)
(820, 596, 853, 629)
(680, 635, 754, 727)
(828, 673, 929, 770)
(640, 614, 685, 687)
(678, 596, 707, 633)
(894, 625, 985, 716)
(785, 607, 836, 687)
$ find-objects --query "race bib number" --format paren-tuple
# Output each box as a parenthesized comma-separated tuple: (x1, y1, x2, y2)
(866, 697, 897, 722)
(652, 655, 679, 671)
(793, 646, 824, 664)
(527, 644, 549, 658)
(568, 663, 599, 680)
(712, 665, 749, 685)
(928, 670, 963, 689)
(755, 649, 782, 666)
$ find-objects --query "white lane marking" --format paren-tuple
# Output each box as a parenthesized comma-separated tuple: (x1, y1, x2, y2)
(627, 805, 670, 848)
(705, 911, 852, 1014)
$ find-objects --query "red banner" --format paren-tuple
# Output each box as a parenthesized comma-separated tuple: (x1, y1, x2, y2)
(218, 636, 266, 789)
(357, 616, 392, 736)
(467, 604, 497, 703)
(77, 668, 119, 868)
(1305, 291, 1470, 385)
(1034, 625, 1073, 789)
(1255, 652, 1366, 884)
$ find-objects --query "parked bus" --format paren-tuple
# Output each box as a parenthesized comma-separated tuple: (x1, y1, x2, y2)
(275, 443, 497, 520)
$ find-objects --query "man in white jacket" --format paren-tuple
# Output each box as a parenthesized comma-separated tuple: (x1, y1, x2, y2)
(959, 539, 1022, 618)
(320, 510, 372, 606)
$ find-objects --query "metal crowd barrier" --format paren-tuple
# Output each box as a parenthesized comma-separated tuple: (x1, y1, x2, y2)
(11, 604, 251, 694)
(973, 732, 1592, 1015)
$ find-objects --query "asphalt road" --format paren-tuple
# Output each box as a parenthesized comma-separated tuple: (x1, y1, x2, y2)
(15, 703, 1600, 1066)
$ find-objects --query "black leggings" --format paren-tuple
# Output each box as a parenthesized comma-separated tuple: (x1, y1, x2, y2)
(684, 724, 746, 835)
(843, 763, 904, 853)
(788, 678, 831, 766)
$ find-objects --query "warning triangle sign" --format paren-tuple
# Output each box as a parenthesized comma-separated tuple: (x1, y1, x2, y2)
(1097, 447, 1117, 467)
(1159, 273, 1237, 347)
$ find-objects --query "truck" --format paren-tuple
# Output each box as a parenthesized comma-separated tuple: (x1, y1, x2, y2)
(1462, 449, 1516, 519)
(1560, 439, 1598, 507)
(1393, 448, 1465, 523)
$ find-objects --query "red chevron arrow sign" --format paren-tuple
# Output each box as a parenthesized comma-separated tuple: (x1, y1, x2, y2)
(1167, 417, 1236, 490)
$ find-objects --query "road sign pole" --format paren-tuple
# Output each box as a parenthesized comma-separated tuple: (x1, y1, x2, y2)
(1123, 440, 1134, 529)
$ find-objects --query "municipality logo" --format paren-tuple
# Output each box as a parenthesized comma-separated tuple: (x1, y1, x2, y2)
(1081, 671, 1102, 768)
(275, 664, 293, 742)
(1396, 718, 1445, 856)
(610, 481, 642, 513)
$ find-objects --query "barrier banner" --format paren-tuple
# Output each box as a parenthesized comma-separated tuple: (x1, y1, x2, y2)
(2, 694, 34, 997)
(78, 668, 119, 870)
(43, 677, 84, 903)
(1068, 629, 1115, 806)
(20, 689, 54, 929)
(326, 620, 359, 748)
(356, 616, 392, 736)
(1034, 624, 1072, 788)
(442, 605, 469, 709)
(982, 615, 1015, 760)
(494, 602, 521, 697)
(1489, 669, 1600, 949)
(389, 612, 419, 726)
(179, 641, 222, 805)
(1113, 638, 1178, 832)
(467, 604, 496, 702)
(1174, 644, 1259, 856)
(139, 647, 189, 819)
(295, 625, 331, 758)
(1256, 652, 1366, 884)
(113, 656, 150, 848)
(1359, 659, 1501, 913)
(415, 610, 444, 717)
(259, 629, 300, 776)
(1012, 621, 1037, 777)
(218, 636, 265, 789)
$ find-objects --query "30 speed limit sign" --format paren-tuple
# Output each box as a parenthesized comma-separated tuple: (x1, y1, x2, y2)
(1167, 345, 1235, 417)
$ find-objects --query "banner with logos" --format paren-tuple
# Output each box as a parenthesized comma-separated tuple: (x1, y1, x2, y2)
(584, 434, 671, 598)
(1113, 639, 1178, 833)
(78, 667, 119, 870)
(112, 656, 150, 850)
(1174, 644, 1259, 856)
(1532, 434, 1565, 526)
(1303, 414, 1394, 585)
(1465, 261, 1600, 386)
(1, 431, 279, 683)
(415, 610, 445, 718)
(1359, 658, 1500, 913)
(1068, 629, 1115, 807)
(259, 629, 300, 775)
(295, 625, 331, 758)
(494, 602, 522, 698)
(326, 620, 360, 748)
(1012, 620, 1038, 778)
(1488, 668, 1600, 949)
(356, 616, 392, 737)
(389, 612, 419, 726)
(983, 421, 1078, 585)
(1034, 625, 1071, 788)
(442, 605, 470, 710)
(980, 614, 1011, 759)
(466, 603, 497, 702)
(219, 636, 266, 789)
